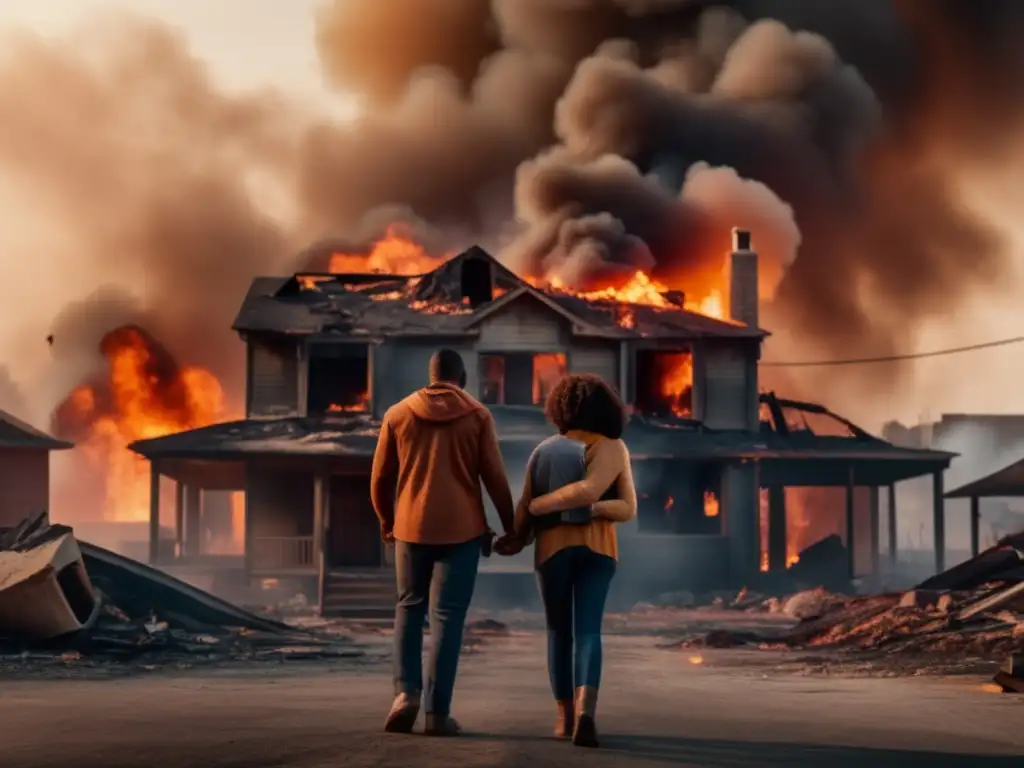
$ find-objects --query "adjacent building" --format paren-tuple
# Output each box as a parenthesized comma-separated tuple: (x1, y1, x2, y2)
(0, 409, 73, 529)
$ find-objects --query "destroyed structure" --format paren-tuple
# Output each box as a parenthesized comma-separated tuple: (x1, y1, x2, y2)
(129, 230, 955, 615)
(886, 414, 1024, 559)
(0, 409, 72, 529)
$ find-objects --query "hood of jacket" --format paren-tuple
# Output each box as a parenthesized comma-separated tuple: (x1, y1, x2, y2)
(405, 383, 484, 423)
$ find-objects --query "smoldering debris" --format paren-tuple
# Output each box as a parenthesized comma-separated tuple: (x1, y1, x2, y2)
(665, 535, 1024, 676)
(0, 514, 362, 674)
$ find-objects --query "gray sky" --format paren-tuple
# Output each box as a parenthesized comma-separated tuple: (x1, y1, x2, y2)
(0, 0, 333, 101)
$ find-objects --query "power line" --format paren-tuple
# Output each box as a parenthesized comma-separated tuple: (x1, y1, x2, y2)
(760, 334, 1024, 368)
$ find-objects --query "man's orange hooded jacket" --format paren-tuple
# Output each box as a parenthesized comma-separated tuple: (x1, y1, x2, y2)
(370, 383, 515, 545)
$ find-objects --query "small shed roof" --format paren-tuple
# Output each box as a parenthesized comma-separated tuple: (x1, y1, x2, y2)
(0, 410, 73, 451)
(945, 456, 1024, 498)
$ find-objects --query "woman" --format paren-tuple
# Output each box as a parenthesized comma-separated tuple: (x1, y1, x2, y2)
(513, 373, 637, 748)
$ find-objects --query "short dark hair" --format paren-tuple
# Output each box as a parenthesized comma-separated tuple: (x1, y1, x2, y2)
(429, 348, 466, 385)
(544, 373, 626, 439)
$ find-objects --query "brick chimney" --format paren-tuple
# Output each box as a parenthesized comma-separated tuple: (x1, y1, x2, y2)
(724, 228, 758, 328)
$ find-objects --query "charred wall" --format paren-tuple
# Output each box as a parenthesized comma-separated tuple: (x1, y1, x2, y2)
(246, 337, 299, 417)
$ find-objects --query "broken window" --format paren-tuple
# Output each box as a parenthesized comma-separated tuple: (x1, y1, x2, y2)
(479, 352, 567, 406)
(307, 343, 370, 415)
(634, 349, 694, 418)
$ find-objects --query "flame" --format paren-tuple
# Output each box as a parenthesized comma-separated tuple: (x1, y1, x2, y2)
(665, 495, 674, 512)
(532, 353, 567, 404)
(703, 491, 720, 517)
(327, 391, 369, 413)
(659, 353, 694, 417)
(328, 224, 451, 275)
(549, 271, 723, 315)
(52, 326, 235, 531)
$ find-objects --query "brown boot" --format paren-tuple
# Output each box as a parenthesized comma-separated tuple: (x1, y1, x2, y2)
(572, 686, 599, 748)
(424, 714, 463, 737)
(554, 700, 574, 739)
(384, 691, 420, 734)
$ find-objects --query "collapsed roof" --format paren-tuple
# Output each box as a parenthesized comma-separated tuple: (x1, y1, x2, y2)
(231, 246, 767, 341)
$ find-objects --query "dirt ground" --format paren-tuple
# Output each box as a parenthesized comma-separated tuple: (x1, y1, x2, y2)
(2, 628, 1023, 768)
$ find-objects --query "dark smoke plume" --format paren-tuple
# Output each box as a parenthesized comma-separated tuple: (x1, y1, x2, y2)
(1, 1, 1023, 419)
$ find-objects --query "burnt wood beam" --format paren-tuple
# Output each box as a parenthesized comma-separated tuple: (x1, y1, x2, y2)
(767, 486, 787, 572)
(869, 485, 880, 579)
(845, 466, 855, 579)
(148, 461, 161, 564)
(933, 471, 945, 574)
(970, 495, 980, 557)
(174, 482, 185, 560)
(184, 485, 202, 559)
(887, 483, 897, 566)
(313, 469, 328, 616)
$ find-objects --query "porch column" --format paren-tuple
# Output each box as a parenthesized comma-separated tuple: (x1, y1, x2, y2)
(845, 466, 856, 579)
(312, 470, 329, 616)
(932, 471, 945, 574)
(887, 483, 898, 566)
(969, 495, 980, 557)
(722, 461, 760, 587)
(869, 486, 880, 579)
(184, 485, 202, 559)
(174, 482, 185, 559)
(148, 461, 161, 564)
(767, 486, 787, 572)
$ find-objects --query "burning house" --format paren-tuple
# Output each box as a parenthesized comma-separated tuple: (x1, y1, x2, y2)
(128, 230, 955, 613)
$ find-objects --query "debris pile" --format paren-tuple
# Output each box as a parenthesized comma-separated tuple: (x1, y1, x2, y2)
(0, 513, 360, 670)
(673, 537, 1024, 670)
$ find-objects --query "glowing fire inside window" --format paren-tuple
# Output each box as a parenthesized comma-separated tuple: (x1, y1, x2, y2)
(479, 352, 567, 406)
(635, 349, 694, 417)
(307, 343, 370, 414)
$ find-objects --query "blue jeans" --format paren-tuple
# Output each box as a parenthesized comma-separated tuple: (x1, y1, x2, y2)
(393, 538, 481, 715)
(536, 546, 616, 701)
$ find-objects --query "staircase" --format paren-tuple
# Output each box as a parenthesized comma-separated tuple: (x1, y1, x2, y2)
(321, 569, 396, 620)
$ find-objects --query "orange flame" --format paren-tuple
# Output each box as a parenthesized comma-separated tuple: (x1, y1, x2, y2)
(546, 270, 725, 322)
(657, 353, 694, 417)
(52, 326, 235, 534)
(532, 353, 567, 405)
(327, 391, 369, 413)
(328, 224, 451, 275)
(703, 491, 720, 518)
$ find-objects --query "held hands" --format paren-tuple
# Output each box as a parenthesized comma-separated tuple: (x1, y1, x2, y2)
(494, 533, 526, 556)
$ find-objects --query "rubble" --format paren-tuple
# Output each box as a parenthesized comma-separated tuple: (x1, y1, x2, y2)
(994, 653, 1024, 692)
(668, 539, 1024, 675)
(0, 517, 100, 639)
(0, 514, 361, 671)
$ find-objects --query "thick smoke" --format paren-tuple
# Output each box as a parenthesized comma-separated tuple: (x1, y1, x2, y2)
(1, 1, 1023, 423)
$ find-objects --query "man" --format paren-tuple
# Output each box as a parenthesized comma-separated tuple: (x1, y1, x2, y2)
(371, 348, 516, 737)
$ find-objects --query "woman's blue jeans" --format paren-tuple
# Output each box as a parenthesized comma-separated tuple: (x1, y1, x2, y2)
(536, 545, 616, 701)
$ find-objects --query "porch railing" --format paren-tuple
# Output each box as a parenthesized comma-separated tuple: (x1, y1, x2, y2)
(250, 536, 315, 571)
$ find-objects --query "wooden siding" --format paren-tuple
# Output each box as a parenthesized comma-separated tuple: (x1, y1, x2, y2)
(703, 341, 753, 431)
(568, 342, 619, 387)
(476, 301, 567, 350)
(0, 448, 49, 528)
(248, 337, 299, 417)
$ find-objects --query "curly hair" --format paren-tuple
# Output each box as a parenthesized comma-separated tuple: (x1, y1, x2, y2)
(543, 373, 626, 440)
